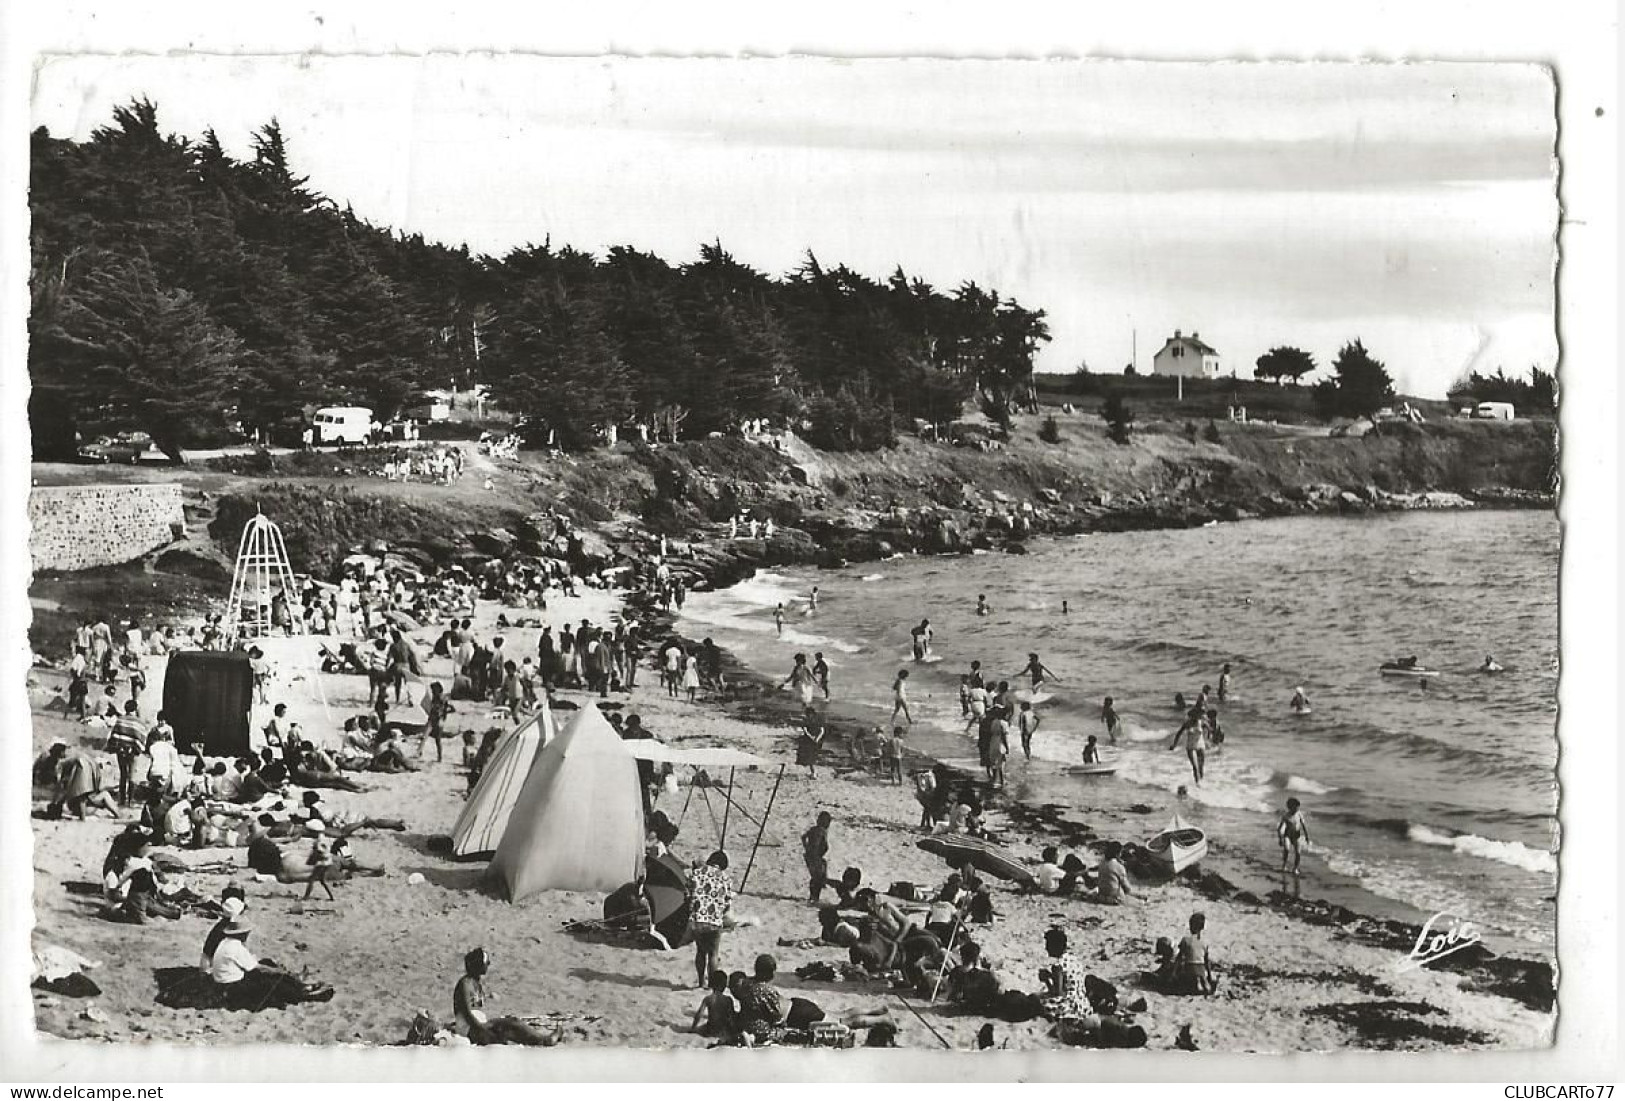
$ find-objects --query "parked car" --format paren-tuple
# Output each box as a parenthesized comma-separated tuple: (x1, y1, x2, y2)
(77, 432, 154, 464)
(1473, 401, 1516, 421)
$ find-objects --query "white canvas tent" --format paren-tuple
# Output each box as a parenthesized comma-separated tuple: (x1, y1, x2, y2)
(488, 703, 645, 901)
(449, 700, 556, 857)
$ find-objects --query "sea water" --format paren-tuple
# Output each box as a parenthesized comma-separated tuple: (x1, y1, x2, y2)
(679, 511, 1559, 950)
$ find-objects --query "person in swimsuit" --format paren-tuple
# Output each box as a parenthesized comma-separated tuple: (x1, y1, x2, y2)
(1021, 653, 1059, 690)
(1101, 696, 1120, 744)
(1277, 797, 1310, 874)
(1217, 663, 1232, 702)
(773, 604, 785, 637)
(891, 670, 913, 725)
(1175, 912, 1216, 995)
(1017, 701, 1040, 761)
(910, 619, 933, 660)
(1167, 707, 1209, 784)
(781, 654, 816, 708)
(975, 594, 990, 617)
(1082, 735, 1101, 765)
(1290, 687, 1311, 714)
(454, 948, 562, 1046)
(812, 652, 830, 699)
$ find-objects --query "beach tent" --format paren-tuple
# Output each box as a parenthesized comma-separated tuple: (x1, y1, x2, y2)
(488, 703, 645, 902)
(161, 651, 253, 758)
(449, 700, 557, 858)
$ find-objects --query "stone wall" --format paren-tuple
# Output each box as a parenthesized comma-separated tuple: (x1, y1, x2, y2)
(29, 484, 185, 572)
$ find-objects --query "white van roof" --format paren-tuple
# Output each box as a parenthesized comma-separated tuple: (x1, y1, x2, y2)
(315, 406, 374, 417)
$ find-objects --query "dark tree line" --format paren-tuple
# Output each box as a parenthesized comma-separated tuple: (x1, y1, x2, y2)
(1446, 366, 1557, 413)
(29, 100, 1050, 460)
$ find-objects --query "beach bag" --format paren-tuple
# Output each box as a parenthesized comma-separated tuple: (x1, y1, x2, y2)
(887, 881, 920, 902)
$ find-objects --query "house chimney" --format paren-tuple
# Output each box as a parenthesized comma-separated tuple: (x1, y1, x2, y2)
(1174, 329, 1182, 339)
(1192, 331, 1200, 340)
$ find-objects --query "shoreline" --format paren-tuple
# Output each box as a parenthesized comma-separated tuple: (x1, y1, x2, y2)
(640, 572, 1555, 1020)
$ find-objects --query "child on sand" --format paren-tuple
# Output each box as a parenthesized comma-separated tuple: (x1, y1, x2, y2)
(958, 674, 971, 716)
(690, 969, 737, 1039)
(302, 820, 336, 902)
(1175, 913, 1216, 995)
(1277, 798, 1310, 874)
(1101, 696, 1120, 744)
(891, 670, 912, 725)
(884, 726, 905, 784)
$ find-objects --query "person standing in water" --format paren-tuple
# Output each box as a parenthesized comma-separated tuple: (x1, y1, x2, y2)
(1167, 707, 1209, 784)
(1061, 599, 1069, 615)
(975, 594, 991, 617)
(891, 669, 913, 725)
(1277, 797, 1310, 874)
(1217, 664, 1233, 702)
(1017, 701, 1040, 761)
(812, 652, 830, 699)
(773, 604, 785, 638)
(910, 619, 934, 661)
(1020, 653, 1059, 690)
(1082, 735, 1102, 765)
(781, 654, 816, 708)
(1100, 696, 1121, 744)
(808, 586, 820, 614)
(1290, 687, 1311, 714)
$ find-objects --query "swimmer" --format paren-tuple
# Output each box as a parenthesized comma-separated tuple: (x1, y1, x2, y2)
(1217, 664, 1232, 702)
(1020, 653, 1060, 690)
(1082, 735, 1101, 765)
(1174, 691, 1188, 712)
(1290, 687, 1311, 714)
(1100, 696, 1120, 744)
(1061, 599, 1069, 615)
(975, 594, 991, 617)
(1017, 701, 1040, 761)
(967, 660, 985, 690)
(1479, 654, 1504, 674)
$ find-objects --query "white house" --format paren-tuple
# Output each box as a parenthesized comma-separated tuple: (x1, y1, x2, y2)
(1151, 330, 1221, 379)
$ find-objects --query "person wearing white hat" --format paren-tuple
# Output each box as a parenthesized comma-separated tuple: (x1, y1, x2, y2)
(206, 918, 334, 1008)
(199, 896, 248, 972)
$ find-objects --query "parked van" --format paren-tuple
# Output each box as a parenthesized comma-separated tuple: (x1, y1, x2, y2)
(1473, 401, 1515, 422)
(311, 407, 375, 445)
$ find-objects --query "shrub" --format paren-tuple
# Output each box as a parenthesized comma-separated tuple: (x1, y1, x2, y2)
(1038, 415, 1062, 444)
(1102, 394, 1135, 445)
(1203, 420, 1223, 445)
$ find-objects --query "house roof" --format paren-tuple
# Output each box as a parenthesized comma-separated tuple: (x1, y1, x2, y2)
(1157, 334, 1219, 356)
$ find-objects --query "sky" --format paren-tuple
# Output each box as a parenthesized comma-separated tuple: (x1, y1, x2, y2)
(30, 54, 1560, 398)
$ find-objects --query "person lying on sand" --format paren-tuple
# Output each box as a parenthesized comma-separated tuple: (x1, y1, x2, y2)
(453, 948, 562, 1046)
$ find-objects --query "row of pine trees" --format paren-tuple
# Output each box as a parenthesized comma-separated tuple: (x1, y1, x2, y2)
(29, 100, 1051, 460)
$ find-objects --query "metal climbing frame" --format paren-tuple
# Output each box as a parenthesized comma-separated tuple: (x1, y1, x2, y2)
(224, 509, 303, 649)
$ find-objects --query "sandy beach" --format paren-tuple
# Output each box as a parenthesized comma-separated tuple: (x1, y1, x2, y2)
(23, 578, 1554, 1055)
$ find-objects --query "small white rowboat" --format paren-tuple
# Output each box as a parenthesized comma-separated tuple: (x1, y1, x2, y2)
(1147, 812, 1208, 875)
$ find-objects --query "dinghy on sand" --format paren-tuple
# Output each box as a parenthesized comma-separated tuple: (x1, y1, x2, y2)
(1146, 812, 1208, 875)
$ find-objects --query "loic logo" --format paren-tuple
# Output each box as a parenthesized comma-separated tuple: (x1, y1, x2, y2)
(1395, 911, 1483, 973)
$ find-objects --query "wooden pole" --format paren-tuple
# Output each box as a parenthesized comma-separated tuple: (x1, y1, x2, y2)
(720, 767, 735, 850)
(737, 764, 787, 895)
(929, 917, 964, 1004)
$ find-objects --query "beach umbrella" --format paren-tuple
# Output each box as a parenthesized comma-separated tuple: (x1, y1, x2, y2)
(643, 852, 692, 949)
(916, 834, 1038, 888)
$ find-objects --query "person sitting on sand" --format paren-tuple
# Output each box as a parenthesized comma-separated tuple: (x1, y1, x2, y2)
(48, 745, 120, 820)
(207, 918, 334, 1009)
(1095, 841, 1134, 905)
(452, 948, 562, 1046)
(944, 941, 1001, 1010)
(199, 894, 248, 972)
(1058, 852, 1092, 896)
(1147, 936, 1178, 990)
(690, 968, 738, 1040)
(731, 957, 787, 1045)
(924, 877, 968, 941)
(33, 739, 68, 788)
(1032, 847, 1066, 894)
(1173, 912, 1216, 995)
(1039, 927, 1090, 1021)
